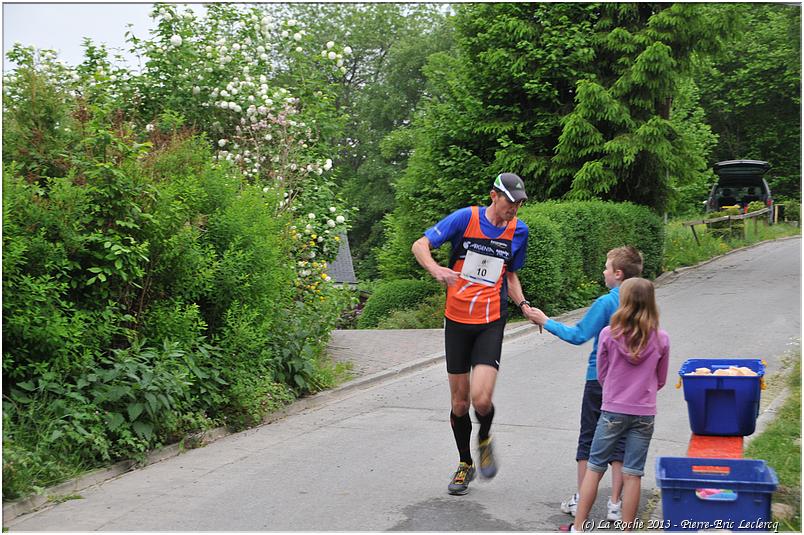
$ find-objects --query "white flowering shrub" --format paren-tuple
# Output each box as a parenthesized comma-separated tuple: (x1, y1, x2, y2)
(7, 5, 356, 296)
(120, 3, 353, 297)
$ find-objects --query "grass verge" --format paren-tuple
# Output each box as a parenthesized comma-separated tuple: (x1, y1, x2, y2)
(745, 349, 801, 531)
(663, 219, 800, 272)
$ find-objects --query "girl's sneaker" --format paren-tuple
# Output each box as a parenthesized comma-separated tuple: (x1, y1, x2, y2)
(560, 493, 578, 516)
(606, 498, 622, 521)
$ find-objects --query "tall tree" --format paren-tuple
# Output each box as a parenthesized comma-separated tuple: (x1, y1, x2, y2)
(379, 3, 734, 278)
(276, 3, 451, 278)
(695, 3, 801, 199)
(552, 4, 733, 211)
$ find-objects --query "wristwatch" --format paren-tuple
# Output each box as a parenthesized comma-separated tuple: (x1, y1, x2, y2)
(517, 299, 531, 308)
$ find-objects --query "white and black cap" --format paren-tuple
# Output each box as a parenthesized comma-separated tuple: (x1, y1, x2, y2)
(493, 173, 527, 203)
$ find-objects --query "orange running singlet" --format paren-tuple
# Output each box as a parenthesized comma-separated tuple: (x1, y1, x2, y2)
(445, 206, 517, 324)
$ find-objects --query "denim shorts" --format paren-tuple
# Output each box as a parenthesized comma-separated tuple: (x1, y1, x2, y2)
(587, 411, 655, 477)
(577, 380, 625, 463)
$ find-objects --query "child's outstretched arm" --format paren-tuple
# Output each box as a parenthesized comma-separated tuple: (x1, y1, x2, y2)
(538, 297, 611, 345)
(508, 272, 542, 333)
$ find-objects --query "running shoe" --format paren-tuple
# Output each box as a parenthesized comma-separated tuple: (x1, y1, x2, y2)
(560, 493, 578, 516)
(447, 462, 476, 495)
(478, 436, 498, 478)
(606, 497, 622, 521)
(558, 523, 578, 532)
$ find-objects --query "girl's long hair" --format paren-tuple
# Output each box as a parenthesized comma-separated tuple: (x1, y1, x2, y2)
(609, 278, 659, 362)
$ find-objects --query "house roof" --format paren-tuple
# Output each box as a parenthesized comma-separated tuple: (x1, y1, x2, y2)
(327, 233, 358, 284)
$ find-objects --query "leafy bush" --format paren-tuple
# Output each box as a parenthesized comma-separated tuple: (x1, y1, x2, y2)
(747, 200, 767, 213)
(375, 200, 661, 321)
(2, 117, 345, 499)
(2, 47, 77, 182)
(516, 200, 663, 314)
(357, 278, 441, 328)
(514, 212, 569, 315)
(777, 197, 801, 223)
(662, 221, 730, 272)
(708, 206, 744, 239)
(376, 293, 446, 329)
(3, 4, 363, 501)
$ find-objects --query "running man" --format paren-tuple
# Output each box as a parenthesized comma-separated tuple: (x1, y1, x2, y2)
(412, 173, 532, 495)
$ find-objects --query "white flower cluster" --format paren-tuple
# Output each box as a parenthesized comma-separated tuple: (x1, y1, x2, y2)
(131, 5, 352, 282)
(319, 40, 352, 74)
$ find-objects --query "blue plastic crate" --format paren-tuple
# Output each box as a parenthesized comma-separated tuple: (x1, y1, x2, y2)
(678, 358, 765, 436)
(656, 457, 778, 531)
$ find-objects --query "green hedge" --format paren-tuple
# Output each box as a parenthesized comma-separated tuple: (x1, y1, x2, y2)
(516, 200, 663, 314)
(369, 200, 663, 324)
(357, 278, 441, 328)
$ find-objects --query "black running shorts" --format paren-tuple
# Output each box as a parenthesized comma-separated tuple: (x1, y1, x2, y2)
(444, 317, 506, 374)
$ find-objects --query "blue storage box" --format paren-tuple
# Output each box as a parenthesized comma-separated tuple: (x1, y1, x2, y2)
(678, 358, 765, 436)
(656, 457, 778, 531)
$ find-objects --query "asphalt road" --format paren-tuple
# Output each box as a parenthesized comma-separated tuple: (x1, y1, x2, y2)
(7, 237, 800, 531)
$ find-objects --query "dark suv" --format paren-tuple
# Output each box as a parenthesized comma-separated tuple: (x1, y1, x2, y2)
(706, 160, 773, 222)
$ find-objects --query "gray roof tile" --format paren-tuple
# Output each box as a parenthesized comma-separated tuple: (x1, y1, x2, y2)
(327, 233, 357, 284)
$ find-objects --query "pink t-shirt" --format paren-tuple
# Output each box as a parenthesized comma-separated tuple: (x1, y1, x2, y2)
(597, 326, 670, 416)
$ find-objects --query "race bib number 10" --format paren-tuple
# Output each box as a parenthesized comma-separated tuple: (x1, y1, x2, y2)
(460, 250, 504, 287)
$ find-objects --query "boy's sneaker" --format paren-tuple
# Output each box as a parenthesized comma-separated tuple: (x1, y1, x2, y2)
(478, 437, 498, 478)
(560, 493, 578, 516)
(447, 462, 476, 495)
(606, 498, 622, 521)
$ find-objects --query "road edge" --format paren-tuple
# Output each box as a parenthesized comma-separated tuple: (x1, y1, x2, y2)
(653, 234, 800, 287)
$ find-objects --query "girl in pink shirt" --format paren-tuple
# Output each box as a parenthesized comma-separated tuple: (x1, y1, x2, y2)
(570, 278, 669, 532)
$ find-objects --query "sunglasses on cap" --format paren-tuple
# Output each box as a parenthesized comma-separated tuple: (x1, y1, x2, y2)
(493, 188, 526, 206)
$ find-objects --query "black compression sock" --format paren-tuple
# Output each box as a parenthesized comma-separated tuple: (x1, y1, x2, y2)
(475, 404, 495, 442)
(450, 410, 473, 465)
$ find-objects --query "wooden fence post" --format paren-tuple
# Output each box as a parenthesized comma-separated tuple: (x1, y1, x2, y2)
(690, 224, 700, 246)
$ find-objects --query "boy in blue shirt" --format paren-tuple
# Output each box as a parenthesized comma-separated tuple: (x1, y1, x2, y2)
(527, 246, 643, 522)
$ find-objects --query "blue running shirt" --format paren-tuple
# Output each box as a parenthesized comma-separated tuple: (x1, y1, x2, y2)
(424, 206, 529, 272)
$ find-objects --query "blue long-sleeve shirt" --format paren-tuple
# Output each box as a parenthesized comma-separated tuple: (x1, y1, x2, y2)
(544, 286, 620, 381)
